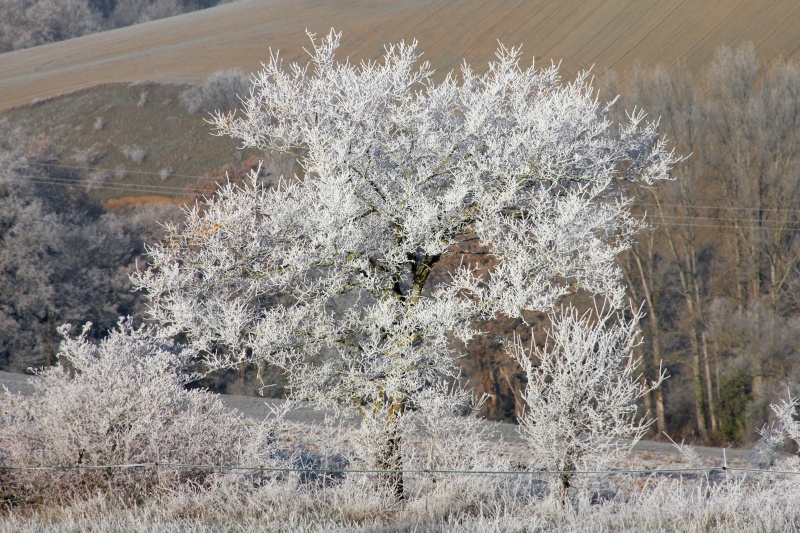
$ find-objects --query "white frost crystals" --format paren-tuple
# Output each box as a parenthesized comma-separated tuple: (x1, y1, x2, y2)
(132, 30, 676, 497)
(0, 319, 275, 505)
(509, 306, 666, 501)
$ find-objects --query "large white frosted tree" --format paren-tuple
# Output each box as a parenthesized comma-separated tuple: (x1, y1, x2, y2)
(133, 30, 675, 497)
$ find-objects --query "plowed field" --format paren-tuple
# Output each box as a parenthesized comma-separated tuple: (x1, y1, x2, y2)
(2, 0, 799, 112)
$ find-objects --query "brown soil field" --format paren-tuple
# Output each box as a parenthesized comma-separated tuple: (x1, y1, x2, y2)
(2, 0, 800, 112)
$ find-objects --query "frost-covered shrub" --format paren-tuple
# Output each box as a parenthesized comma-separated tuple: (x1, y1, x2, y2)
(401, 384, 509, 520)
(120, 144, 146, 163)
(180, 69, 251, 115)
(158, 166, 173, 181)
(71, 143, 105, 166)
(750, 392, 800, 471)
(509, 306, 665, 502)
(0, 319, 274, 505)
(85, 169, 111, 191)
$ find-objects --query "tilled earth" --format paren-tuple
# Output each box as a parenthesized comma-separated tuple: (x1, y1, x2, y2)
(3, 0, 800, 113)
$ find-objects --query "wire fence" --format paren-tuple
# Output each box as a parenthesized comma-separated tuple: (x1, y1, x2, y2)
(1, 462, 798, 477)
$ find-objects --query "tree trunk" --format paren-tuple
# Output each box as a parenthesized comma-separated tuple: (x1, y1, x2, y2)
(701, 333, 718, 434)
(690, 328, 708, 440)
(238, 362, 247, 391)
(557, 444, 576, 505)
(379, 396, 405, 500)
(654, 387, 666, 437)
(649, 328, 667, 435)
(46, 309, 56, 367)
(629, 247, 667, 435)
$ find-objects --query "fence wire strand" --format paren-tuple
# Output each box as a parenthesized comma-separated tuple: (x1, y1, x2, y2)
(1, 462, 798, 476)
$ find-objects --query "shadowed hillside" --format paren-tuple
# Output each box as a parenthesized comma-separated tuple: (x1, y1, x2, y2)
(2, 0, 800, 111)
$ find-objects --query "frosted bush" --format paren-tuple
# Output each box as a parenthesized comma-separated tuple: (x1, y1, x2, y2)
(0, 318, 275, 505)
(180, 69, 251, 115)
(751, 392, 800, 471)
(400, 383, 509, 520)
(509, 305, 665, 502)
(159, 166, 174, 181)
(120, 144, 147, 163)
(85, 169, 111, 191)
(71, 143, 105, 165)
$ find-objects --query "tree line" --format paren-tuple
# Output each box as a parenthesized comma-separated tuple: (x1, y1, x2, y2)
(602, 43, 800, 444)
(0, 0, 231, 52)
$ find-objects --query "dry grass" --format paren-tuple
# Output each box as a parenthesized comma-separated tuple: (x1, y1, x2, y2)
(1, 459, 798, 532)
(0, 82, 262, 203)
(103, 195, 189, 211)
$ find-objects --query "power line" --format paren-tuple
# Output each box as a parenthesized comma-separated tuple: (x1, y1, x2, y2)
(648, 219, 800, 232)
(2, 176, 192, 198)
(8, 163, 800, 231)
(24, 160, 233, 182)
(18, 161, 800, 215)
(653, 214, 800, 224)
(636, 202, 800, 215)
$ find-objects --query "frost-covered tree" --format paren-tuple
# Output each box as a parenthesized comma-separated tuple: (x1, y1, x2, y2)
(0, 134, 148, 371)
(133, 30, 676, 497)
(509, 305, 665, 502)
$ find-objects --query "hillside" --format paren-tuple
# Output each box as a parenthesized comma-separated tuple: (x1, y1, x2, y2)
(2, 0, 800, 112)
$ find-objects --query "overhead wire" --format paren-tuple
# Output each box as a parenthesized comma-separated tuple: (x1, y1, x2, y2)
(23, 160, 229, 182)
(1, 176, 191, 197)
(638, 202, 800, 215)
(6, 161, 800, 232)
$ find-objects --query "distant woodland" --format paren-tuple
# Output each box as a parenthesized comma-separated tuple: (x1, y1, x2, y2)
(0, 0, 231, 52)
(602, 44, 800, 444)
(1, 43, 799, 446)
(0, 129, 184, 372)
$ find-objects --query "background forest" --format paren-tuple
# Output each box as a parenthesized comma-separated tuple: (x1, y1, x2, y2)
(601, 44, 800, 445)
(0, 0, 232, 52)
(1, 42, 799, 448)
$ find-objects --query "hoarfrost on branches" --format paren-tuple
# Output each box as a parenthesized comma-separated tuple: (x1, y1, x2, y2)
(508, 305, 665, 501)
(133, 30, 675, 496)
(0, 319, 275, 504)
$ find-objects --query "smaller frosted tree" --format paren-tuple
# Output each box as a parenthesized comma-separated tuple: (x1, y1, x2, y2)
(508, 305, 665, 502)
(134, 30, 675, 498)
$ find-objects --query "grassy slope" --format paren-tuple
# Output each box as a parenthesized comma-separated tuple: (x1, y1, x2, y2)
(0, 82, 264, 204)
(2, 0, 800, 113)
